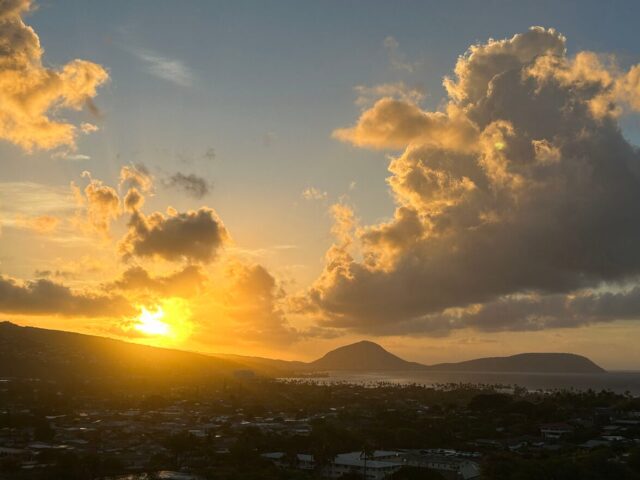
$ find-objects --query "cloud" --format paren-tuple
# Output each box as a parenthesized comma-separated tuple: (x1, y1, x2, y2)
(128, 47, 194, 87)
(442, 27, 566, 105)
(163, 172, 211, 199)
(110, 265, 207, 298)
(354, 82, 426, 108)
(14, 214, 59, 233)
(302, 187, 327, 201)
(203, 147, 216, 161)
(333, 98, 478, 151)
(119, 163, 153, 193)
(33, 255, 106, 281)
(51, 151, 91, 161)
(0, 0, 108, 151)
(202, 262, 299, 345)
(71, 172, 121, 237)
(308, 27, 640, 336)
(121, 206, 229, 263)
(0, 182, 75, 234)
(416, 287, 640, 335)
(0, 275, 133, 317)
(383, 36, 419, 73)
(80, 122, 99, 134)
(0, 182, 76, 215)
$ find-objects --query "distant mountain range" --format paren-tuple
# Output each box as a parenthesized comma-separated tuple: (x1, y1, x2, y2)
(424, 352, 606, 374)
(0, 322, 606, 382)
(234, 340, 605, 374)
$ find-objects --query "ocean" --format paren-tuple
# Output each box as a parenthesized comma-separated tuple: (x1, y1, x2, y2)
(283, 371, 640, 395)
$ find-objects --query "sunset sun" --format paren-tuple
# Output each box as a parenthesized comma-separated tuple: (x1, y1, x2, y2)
(131, 298, 193, 344)
(134, 306, 170, 336)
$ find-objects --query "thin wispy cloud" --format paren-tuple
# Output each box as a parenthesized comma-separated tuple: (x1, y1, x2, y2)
(302, 187, 328, 201)
(128, 47, 194, 87)
(383, 36, 420, 73)
(51, 151, 91, 161)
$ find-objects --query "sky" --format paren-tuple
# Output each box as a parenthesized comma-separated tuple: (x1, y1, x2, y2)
(2, 0, 640, 369)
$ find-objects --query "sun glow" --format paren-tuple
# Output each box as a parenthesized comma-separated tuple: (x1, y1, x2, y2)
(135, 306, 170, 336)
(131, 298, 193, 346)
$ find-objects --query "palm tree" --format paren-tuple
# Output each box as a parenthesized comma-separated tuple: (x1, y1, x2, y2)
(360, 443, 375, 479)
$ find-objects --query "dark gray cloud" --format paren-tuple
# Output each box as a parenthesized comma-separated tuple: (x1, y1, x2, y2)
(164, 172, 211, 199)
(409, 287, 640, 336)
(0, 276, 134, 317)
(121, 207, 229, 262)
(308, 27, 640, 336)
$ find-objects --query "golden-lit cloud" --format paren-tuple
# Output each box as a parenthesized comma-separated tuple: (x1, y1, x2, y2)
(0, 0, 108, 151)
(119, 164, 154, 193)
(333, 98, 478, 151)
(302, 186, 327, 201)
(527, 50, 640, 118)
(190, 262, 300, 347)
(71, 172, 121, 237)
(354, 82, 426, 108)
(15, 214, 59, 233)
(309, 27, 640, 336)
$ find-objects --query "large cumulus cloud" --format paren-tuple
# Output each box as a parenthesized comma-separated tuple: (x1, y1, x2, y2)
(0, 0, 108, 151)
(308, 27, 640, 335)
(121, 206, 229, 263)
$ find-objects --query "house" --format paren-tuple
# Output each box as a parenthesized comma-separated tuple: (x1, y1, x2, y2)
(329, 452, 402, 479)
(260, 452, 315, 471)
(400, 452, 481, 480)
(540, 423, 574, 440)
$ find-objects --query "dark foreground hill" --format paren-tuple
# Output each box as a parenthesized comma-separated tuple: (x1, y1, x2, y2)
(0, 321, 271, 384)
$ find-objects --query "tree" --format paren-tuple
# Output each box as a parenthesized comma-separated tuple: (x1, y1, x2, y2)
(360, 442, 375, 479)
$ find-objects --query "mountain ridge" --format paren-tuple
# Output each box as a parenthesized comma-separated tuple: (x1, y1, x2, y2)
(425, 352, 606, 374)
(307, 340, 425, 371)
(297, 340, 606, 374)
(0, 322, 607, 377)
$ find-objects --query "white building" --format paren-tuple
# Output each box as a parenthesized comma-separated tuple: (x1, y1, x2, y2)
(540, 423, 574, 440)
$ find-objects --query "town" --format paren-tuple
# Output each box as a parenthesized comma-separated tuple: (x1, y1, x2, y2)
(1, 376, 640, 479)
